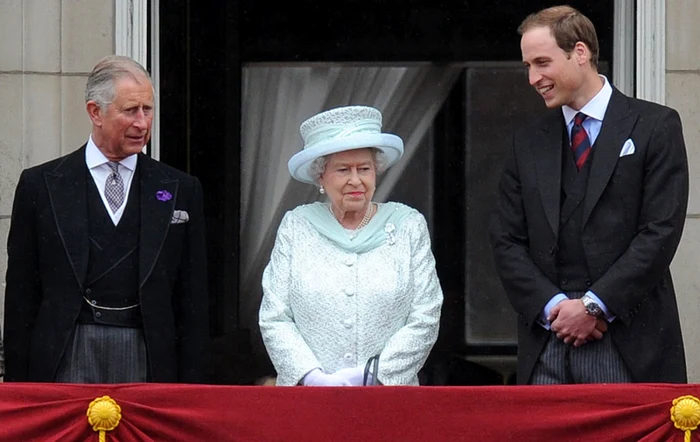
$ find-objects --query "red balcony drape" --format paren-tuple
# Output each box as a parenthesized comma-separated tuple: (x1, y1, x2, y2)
(2, 383, 700, 441)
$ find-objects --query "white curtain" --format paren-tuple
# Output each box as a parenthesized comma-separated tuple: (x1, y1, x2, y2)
(239, 64, 462, 330)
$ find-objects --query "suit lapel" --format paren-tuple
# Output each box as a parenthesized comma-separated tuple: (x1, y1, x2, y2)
(535, 112, 564, 236)
(582, 89, 639, 227)
(138, 154, 179, 287)
(44, 146, 89, 288)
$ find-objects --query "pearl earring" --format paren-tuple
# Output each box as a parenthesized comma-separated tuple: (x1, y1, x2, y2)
(319, 186, 325, 195)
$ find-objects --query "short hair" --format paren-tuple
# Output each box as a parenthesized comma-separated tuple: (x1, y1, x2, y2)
(309, 148, 388, 184)
(518, 5, 599, 69)
(85, 55, 153, 109)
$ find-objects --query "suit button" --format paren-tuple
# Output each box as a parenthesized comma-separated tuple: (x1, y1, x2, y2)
(560, 278, 568, 285)
(95, 312, 102, 318)
(585, 280, 592, 287)
(85, 288, 92, 295)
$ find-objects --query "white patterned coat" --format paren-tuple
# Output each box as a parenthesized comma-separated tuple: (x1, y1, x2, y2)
(259, 204, 443, 386)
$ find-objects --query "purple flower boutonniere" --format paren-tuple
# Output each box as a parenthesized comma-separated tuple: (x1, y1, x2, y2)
(156, 190, 172, 202)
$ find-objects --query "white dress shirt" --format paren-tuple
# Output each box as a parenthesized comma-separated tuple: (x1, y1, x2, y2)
(562, 75, 613, 145)
(85, 136, 138, 225)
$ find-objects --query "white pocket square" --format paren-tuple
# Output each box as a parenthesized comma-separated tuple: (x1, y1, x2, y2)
(619, 139, 636, 157)
(171, 210, 189, 224)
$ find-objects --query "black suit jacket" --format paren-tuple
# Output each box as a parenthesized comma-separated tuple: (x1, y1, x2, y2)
(3, 145, 210, 383)
(490, 88, 689, 384)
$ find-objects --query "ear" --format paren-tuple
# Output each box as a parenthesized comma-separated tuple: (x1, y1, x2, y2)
(573, 41, 590, 66)
(86, 101, 103, 127)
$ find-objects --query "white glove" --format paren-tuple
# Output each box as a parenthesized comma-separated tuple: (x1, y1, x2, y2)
(302, 368, 351, 386)
(333, 367, 366, 386)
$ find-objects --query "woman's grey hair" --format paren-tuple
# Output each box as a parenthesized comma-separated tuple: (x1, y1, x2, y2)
(85, 55, 153, 109)
(309, 148, 388, 184)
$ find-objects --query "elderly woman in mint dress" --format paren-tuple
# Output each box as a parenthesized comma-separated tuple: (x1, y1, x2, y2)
(259, 105, 443, 386)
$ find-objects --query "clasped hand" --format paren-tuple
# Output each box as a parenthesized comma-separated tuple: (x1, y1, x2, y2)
(548, 299, 608, 347)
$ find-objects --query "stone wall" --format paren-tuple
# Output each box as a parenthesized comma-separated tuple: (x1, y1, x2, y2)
(666, 0, 700, 382)
(0, 0, 114, 327)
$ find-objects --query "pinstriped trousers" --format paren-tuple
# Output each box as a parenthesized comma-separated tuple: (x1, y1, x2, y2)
(54, 323, 148, 383)
(530, 292, 633, 384)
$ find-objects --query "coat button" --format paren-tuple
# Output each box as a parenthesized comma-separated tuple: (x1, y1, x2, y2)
(95, 312, 102, 318)
(344, 353, 353, 361)
(85, 288, 92, 295)
(344, 289, 354, 297)
(345, 254, 357, 266)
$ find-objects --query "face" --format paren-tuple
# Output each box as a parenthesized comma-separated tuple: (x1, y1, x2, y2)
(87, 75, 154, 161)
(319, 148, 376, 214)
(521, 26, 589, 109)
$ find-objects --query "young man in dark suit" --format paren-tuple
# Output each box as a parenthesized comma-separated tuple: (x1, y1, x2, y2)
(3, 55, 210, 383)
(490, 6, 689, 384)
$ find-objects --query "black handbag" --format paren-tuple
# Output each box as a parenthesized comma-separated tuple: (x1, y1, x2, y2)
(363, 354, 380, 386)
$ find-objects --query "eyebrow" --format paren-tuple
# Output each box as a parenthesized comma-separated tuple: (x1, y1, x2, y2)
(333, 161, 373, 167)
(526, 56, 551, 64)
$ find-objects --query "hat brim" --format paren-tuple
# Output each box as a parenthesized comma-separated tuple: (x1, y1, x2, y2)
(288, 133, 404, 184)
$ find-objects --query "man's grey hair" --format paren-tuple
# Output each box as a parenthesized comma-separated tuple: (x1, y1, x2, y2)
(309, 148, 388, 184)
(85, 55, 153, 109)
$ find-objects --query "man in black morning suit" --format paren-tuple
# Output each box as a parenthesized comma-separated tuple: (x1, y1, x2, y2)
(490, 6, 689, 384)
(3, 55, 210, 383)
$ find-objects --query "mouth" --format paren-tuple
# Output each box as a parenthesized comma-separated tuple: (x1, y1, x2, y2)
(126, 134, 147, 143)
(537, 85, 554, 95)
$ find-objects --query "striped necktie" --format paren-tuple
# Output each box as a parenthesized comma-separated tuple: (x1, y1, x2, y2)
(571, 112, 591, 170)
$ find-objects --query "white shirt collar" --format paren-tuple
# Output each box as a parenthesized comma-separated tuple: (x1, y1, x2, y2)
(561, 75, 613, 125)
(85, 135, 138, 171)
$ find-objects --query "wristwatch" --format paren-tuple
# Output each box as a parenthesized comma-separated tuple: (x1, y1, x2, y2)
(581, 294, 602, 317)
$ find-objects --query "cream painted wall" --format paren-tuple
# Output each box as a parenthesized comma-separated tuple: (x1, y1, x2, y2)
(666, 0, 700, 383)
(0, 0, 114, 328)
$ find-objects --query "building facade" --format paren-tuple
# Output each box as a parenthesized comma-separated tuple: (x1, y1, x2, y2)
(1, 0, 699, 383)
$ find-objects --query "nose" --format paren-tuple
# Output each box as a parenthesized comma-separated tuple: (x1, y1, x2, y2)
(348, 168, 361, 185)
(133, 108, 150, 129)
(528, 68, 541, 87)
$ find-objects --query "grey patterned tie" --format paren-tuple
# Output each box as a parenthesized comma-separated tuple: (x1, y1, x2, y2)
(105, 161, 125, 212)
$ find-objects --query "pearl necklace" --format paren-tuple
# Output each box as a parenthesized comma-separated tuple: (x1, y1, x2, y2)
(329, 202, 374, 230)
